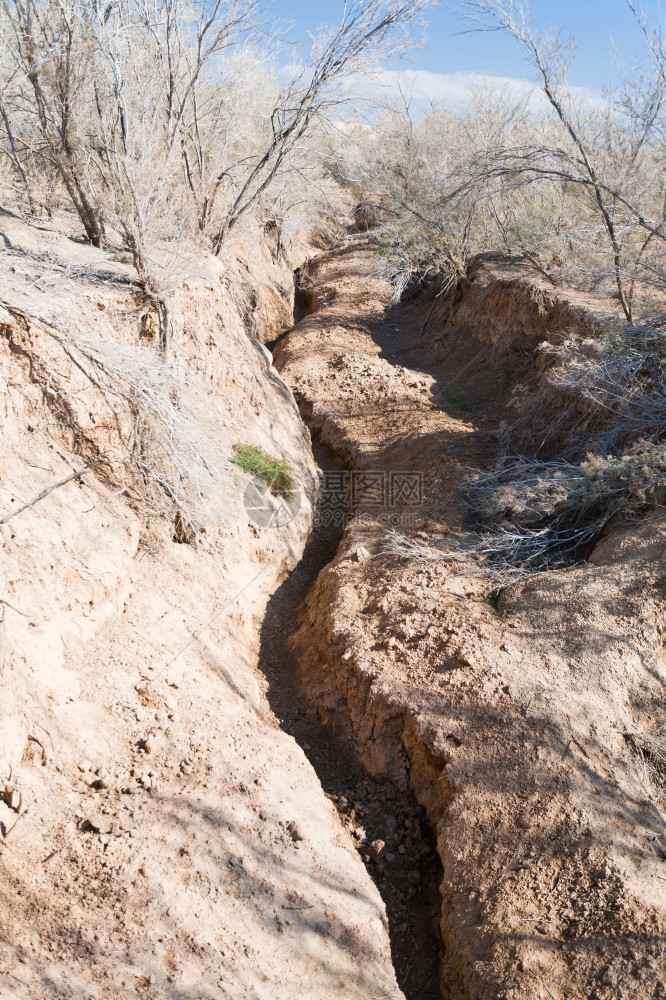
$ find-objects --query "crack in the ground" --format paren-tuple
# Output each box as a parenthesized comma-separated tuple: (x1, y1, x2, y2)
(258, 438, 445, 1000)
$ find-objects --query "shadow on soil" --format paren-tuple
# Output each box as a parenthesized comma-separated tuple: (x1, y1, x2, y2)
(258, 440, 445, 1000)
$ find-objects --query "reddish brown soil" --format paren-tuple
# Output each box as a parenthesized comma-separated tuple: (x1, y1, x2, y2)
(273, 241, 666, 1000)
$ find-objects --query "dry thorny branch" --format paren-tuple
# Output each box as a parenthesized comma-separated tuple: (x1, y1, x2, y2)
(3, 303, 228, 541)
(0, 0, 432, 347)
(626, 723, 666, 803)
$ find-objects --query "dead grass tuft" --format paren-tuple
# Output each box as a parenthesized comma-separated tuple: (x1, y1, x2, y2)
(626, 724, 666, 804)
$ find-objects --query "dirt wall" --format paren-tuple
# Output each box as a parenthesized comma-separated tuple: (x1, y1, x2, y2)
(0, 212, 403, 1000)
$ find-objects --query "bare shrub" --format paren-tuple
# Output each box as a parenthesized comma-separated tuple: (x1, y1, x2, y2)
(338, 93, 506, 302)
(209, 0, 434, 251)
(454, 0, 666, 321)
(0, 0, 432, 348)
(460, 452, 666, 578)
(63, 330, 228, 535)
(496, 329, 666, 461)
(7, 304, 228, 541)
(442, 329, 666, 581)
(382, 529, 460, 563)
(333, 84, 591, 305)
(626, 722, 666, 804)
(324, 3, 666, 319)
(387, 445, 666, 582)
(0, 0, 433, 251)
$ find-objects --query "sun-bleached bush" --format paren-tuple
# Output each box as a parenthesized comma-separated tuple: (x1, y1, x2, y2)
(0, 0, 431, 250)
(457, 323, 666, 579)
(40, 319, 229, 541)
(0, 0, 433, 538)
(0, 0, 432, 348)
(459, 447, 666, 578)
(504, 331, 666, 458)
(327, 2, 666, 321)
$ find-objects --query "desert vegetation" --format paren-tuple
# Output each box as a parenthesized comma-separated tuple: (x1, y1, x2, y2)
(3, 7, 666, 998)
(0, 0, 430, 273)
(340, 1, 666, 318)
(3, 0, 666, 566)
(326, 0, 666, 580)
(0, 0, 430, 539)
(453, 325, 666, 578)
(232, 443, 294, 500)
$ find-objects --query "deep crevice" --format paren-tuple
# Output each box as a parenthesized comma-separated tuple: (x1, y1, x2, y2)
(258, 432, 445, 1000)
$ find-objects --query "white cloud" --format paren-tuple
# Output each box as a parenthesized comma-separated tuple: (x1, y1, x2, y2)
(345, 67, 603, 112)
(277, 62, 603, 113)
(369, 68, 535, 102)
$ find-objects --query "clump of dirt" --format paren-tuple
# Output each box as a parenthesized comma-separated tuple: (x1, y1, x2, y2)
(273, 241, 666, 1000)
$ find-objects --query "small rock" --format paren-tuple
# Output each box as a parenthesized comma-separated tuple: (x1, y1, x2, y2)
(0, 305, 15, 330)
(455, 650, 473, 667)
(287, 821, 305, 843)
(384, 816, 398, 839)
(407, 869, 421, 885)
(4, 786, 22, 813)
(369, 839, 385, 861)
(139, 774, 152, 789)
(352, 546, 371, 563)
(88, 815, 113, 835)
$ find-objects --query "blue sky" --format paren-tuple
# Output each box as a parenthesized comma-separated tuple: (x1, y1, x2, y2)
(271, 1, 664, 90)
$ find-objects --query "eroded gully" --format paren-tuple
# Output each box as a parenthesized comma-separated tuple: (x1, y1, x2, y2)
(258, 419, 446, 1000)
